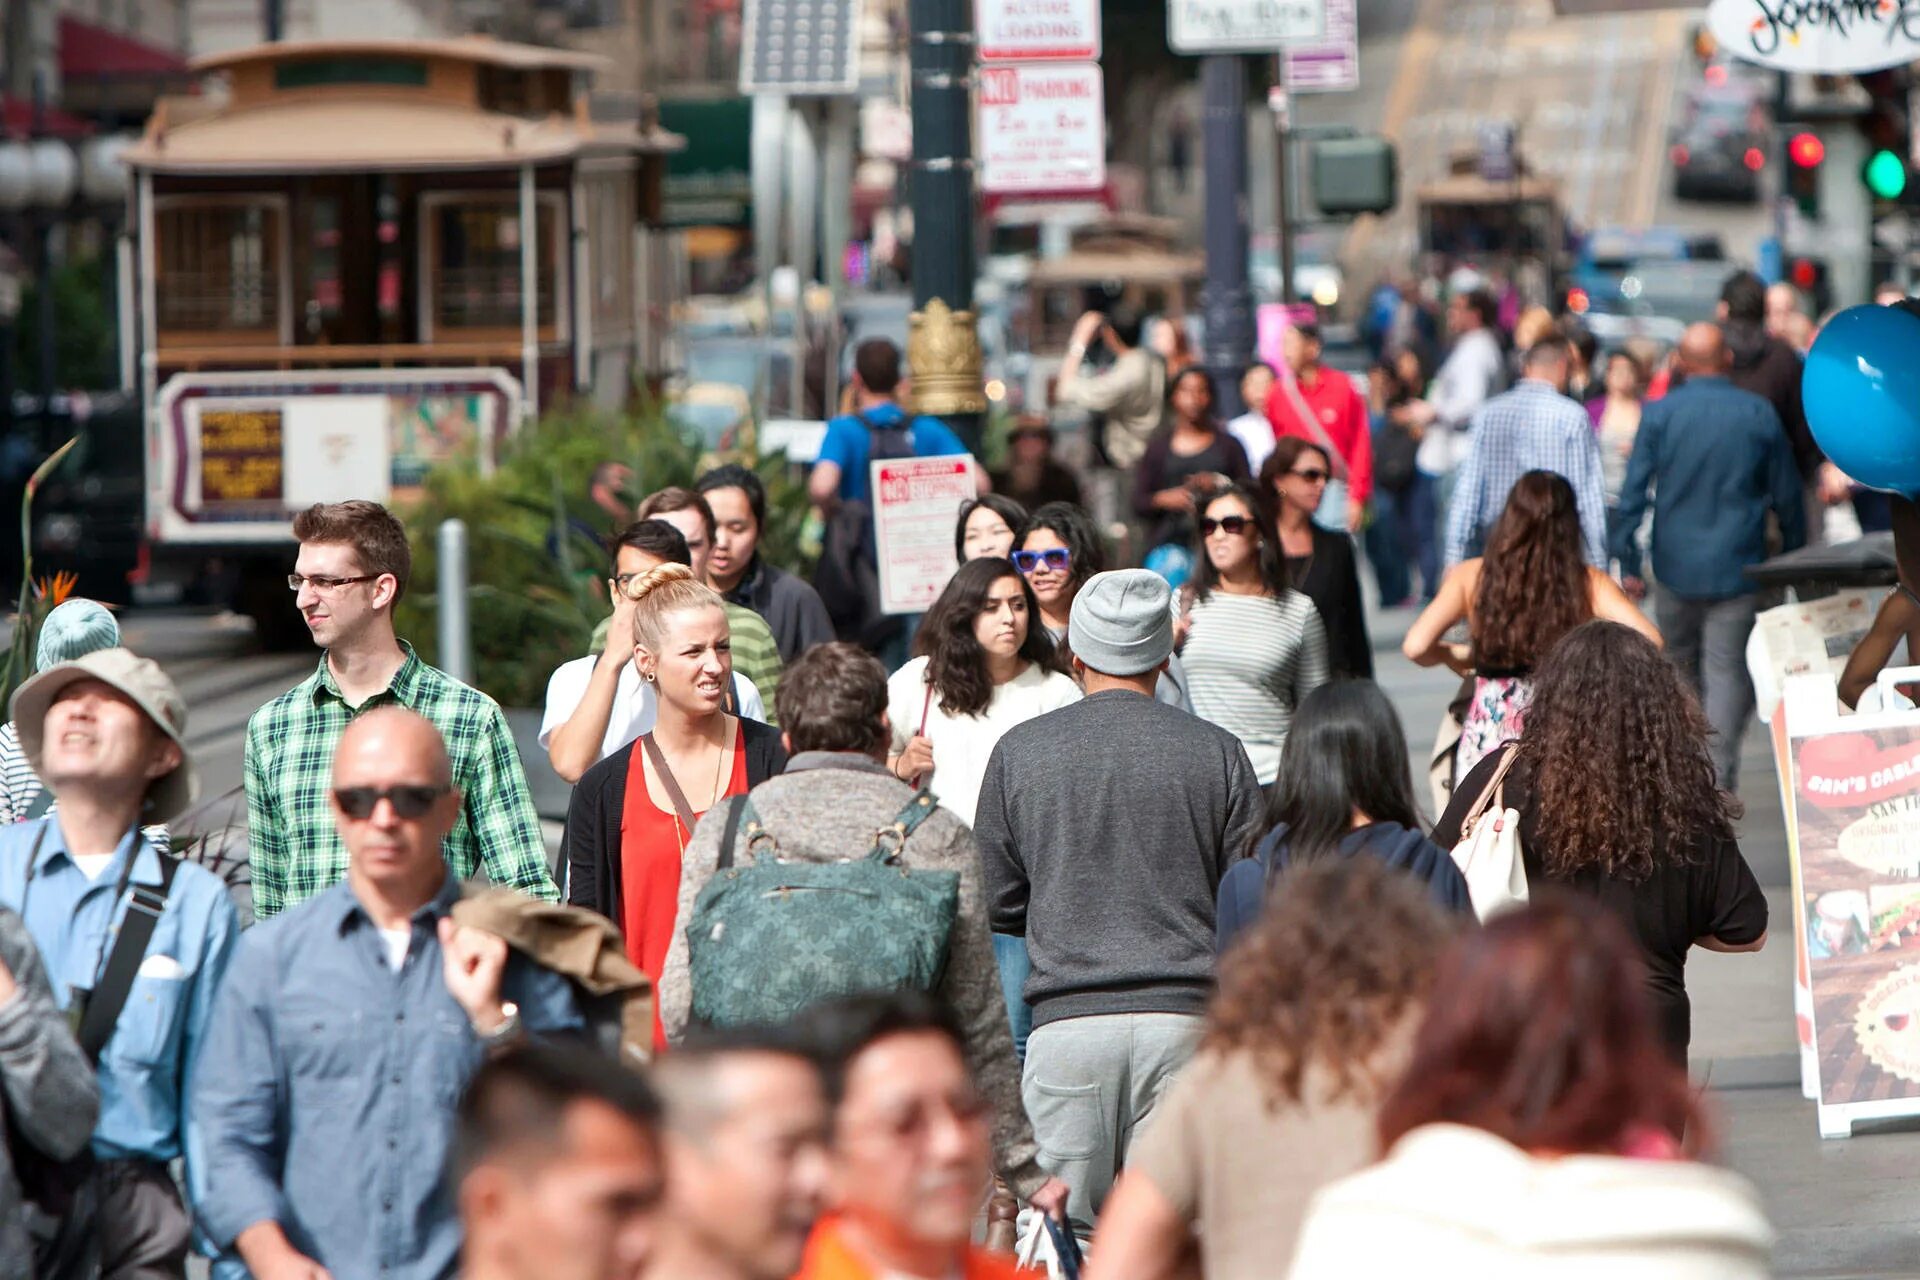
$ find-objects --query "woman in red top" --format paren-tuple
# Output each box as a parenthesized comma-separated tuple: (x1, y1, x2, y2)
(564, 562, 787, 1047)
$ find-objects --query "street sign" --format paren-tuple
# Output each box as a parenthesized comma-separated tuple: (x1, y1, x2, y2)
(1168, 0, 1321, 55)
(976, 0, 1101, 62)
(1282, 0, 1354, 92)
(739, 0, 863, 95)
(1706, 0, 1920, 75)
(977, 63, 1106, 194)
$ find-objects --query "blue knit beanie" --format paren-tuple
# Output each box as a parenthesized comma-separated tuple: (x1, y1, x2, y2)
(35, 599, 121, 673)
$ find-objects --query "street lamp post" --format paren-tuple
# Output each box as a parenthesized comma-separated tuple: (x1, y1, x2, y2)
(906, 0, 987, 453)
(1200, 54, 1254, 418)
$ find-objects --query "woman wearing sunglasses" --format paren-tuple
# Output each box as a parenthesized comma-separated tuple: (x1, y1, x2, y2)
(1178, 483, 1328, 790)
(564, 563, 787, 1048)
(1261, 437, 1374, 679)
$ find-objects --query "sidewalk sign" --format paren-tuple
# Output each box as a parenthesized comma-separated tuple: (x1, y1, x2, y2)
(871, 454, 977, 614)
(1749, 590, 1883, 725)
(1780, 668, 1920, 1138)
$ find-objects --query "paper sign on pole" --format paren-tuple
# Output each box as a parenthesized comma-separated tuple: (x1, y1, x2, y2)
(977, 64, 1106, 194)
(1168, 0, 1322, 55)
(976, 0, 1101, 62)
(871, 454, 977, 614)
(1282, 0, 1356, 92)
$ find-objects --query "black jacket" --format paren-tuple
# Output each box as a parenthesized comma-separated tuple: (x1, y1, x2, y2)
(564, 719, 789, 923)
(1290, 523, 1374, 680)
(1724, 322, 1821, 480)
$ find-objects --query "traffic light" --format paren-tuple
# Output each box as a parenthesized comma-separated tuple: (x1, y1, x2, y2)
(1787, 255, 1832, 313)
(1310, 136, 1398, 216)
(1865, 147, 1909, 201)
(1787, 131, 1824, 216)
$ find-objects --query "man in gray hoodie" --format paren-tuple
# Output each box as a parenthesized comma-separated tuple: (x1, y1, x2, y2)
(974, 569, 1263, 1234)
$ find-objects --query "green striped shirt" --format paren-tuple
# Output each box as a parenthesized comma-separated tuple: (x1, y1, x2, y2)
(243, 642, 558, 918)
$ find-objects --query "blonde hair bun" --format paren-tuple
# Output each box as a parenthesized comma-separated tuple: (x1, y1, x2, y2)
(627, 562, 695, 604)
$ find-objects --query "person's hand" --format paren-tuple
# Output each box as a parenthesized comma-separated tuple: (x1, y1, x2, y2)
(253, 1255, 333, 1280)
(1622, 575, 1647, 601)
(1818, 461, 1853, 505)
(1442, 642, 1475, 678)
(1069, 311, 1105, 349)
(1346, 496, 1366, 532)
(1028, 1177, 1071, 1222)
(0, 953, 15, 1007)
(237, 1225, 334, 1280)
(438, 919, 510, 1033)
(599, 592, 638, 669)
(895, 736, 935, 784)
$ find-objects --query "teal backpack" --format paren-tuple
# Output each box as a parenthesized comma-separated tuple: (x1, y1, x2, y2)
(686, 789, 960, 1028)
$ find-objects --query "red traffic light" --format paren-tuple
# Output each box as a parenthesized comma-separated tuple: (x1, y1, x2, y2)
(1743, 147, 1766, 171)
(1789, 133, 1826, 167)
(1790, 258, 1819, 290)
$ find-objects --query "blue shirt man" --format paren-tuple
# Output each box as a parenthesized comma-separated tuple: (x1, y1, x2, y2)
(190, 706, 580, 1280)
(0, 647, 239, 1276)
(809, 338, 974, 507)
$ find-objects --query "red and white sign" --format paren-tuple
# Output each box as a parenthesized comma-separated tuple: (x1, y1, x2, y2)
(977, 64, 1105, 195)
(871, 455, 978, 614)
(1283, 0, 1357, 93)
(975, 0, 1100, 62)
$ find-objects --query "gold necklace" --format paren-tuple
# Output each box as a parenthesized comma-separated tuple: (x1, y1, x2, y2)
(666, 727, 732, 856)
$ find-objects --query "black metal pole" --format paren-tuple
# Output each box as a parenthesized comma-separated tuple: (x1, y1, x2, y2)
(1273, 69, 1296, 305)
(906, 0, 985, 452)
(265, 0, 285, 41)
(30, 73, 51, 416)
(1201, 54, 1253, 418)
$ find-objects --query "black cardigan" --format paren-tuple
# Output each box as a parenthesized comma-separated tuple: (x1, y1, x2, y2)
(564, 718, 788, 923)
(1288, 523, 1374, 680)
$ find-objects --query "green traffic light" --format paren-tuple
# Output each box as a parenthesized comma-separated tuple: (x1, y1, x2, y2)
(1866, 148, 1908, 199)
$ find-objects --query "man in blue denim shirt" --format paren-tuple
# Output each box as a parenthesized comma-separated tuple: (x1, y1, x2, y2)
(0, 647, 239, 1279)
(191, 707, 581, 1280)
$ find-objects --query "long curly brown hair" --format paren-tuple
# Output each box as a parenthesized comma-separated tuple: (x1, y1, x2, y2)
(1519, 621, 1740, 880)
(1206, 858, 1458, 1110)
(1470, 471, 1591, 672)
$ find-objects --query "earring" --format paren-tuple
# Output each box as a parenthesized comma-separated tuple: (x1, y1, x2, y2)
(644, 671, 656, 683)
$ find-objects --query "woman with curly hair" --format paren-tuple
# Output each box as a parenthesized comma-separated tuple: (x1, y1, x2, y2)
(1430, 621, 1768, 1062)
(1289, 894, 1772, 1277)
(1402, 469, 1659, 779)
(1085, 857, 1456, 1280)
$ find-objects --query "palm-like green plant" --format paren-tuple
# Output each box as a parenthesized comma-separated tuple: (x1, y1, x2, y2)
(0, 438, 81, 710)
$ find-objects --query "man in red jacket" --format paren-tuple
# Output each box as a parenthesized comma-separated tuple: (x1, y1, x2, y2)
(1267, 322, 1372, 533)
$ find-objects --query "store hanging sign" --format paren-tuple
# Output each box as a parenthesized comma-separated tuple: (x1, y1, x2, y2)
(1706, 0, 1920, 74)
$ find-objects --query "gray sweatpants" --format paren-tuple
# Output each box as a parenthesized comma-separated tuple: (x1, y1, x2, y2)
(1021, 1011, 1203, 1235)
(1655, 585, 1760, 792)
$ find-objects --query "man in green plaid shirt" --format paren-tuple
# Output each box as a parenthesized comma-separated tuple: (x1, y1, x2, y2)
(245, 501, 558, 918)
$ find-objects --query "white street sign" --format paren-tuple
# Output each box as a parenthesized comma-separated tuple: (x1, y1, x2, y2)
(1282, 0, 1355, 92)
(976, 0, 1101, 63)
(977, 63, 1106, 194)
(1168, 0, 1321, 55)
(1706, 0, 1920, 74)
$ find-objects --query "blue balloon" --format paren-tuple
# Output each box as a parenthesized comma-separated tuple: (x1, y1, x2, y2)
(1803, 303, 1920, 498)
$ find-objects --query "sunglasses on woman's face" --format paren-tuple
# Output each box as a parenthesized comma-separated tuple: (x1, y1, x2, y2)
(1290, 468, 1331, 485)
(333, 784, 452, 821)
(1012, 548, 1070, 574)
(1199, 515, 1255, 537)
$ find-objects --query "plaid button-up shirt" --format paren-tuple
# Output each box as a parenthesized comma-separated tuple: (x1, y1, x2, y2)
(243, 643, 558, 918)
(1443, 379, 1608, 569)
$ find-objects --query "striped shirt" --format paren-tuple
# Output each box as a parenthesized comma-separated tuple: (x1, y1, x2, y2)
(1443, 379, 1608, 569)
(0, 722, 39, 823)
(243, 642, 557, 918)
(1182, 590, 1330, 785)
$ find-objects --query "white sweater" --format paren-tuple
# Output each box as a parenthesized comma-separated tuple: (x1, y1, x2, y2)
(886, 656, 1082, 828)
(1288, 1124, 1773, 1280)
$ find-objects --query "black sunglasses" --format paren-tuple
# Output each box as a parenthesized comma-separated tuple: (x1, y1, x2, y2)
(1199, 515, 1255, 537)
(1289, 468, 1331, 484)
(1012, 548, 1070, 573)
(333, 784, 452, 821)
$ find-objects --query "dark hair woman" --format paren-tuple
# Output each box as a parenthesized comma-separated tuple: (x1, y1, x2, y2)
(1262, 437, 1374, 678)
(1430, 621, 1767, 1063)
(1178, 483, 1328, 786)
(1089, 858, 1457, 1280)
(1403, 470, 1660, 782)
(953, 493, 1028, 564)
(1132, 366, 1252, 557)
(1217, 681, 1470, 955)
(1288, 895, 1772, 1278)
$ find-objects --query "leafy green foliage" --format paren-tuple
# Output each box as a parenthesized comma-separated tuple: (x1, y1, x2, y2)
(393, 404, 816, 707)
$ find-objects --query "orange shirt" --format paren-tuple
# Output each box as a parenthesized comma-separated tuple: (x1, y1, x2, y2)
(793, 1217, 1026, 1280)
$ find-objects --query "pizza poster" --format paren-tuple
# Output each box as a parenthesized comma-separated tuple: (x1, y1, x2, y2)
(1791, 722, 1920, 1116)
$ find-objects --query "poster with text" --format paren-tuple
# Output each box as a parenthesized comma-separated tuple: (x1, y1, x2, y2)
(872, 455, 977, 614)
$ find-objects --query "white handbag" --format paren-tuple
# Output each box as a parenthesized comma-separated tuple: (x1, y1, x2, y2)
(1448, 745, 1529, 920)
(1014, 1211, 1083, 1279)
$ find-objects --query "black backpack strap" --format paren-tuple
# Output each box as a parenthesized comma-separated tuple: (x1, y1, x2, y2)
(715, 795, 751, 871)
(867, 790, 939, 862)
(76, 852, 179, 1063)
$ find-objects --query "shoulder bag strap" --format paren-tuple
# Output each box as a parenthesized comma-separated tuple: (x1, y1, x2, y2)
(639, 732, 699, 834)
(22, 788, 53, 822)
(1460, 744, 1522, 832)
(715, 796, 750, 871)
(76, 851, 179, 1064)
(868, 790, 939, 863)
(1278, 371, 1351, 482)
(918, 683, 934, 737)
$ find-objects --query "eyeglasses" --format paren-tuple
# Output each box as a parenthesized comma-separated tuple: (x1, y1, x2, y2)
(288, 574, 374, 593)
(1199, 515, 1255, 537)
(333, 784, 452, 821)
(1011, 548, 1070, 574)
(1289, 469, 1331, 485)
(612, 572, 648, 600)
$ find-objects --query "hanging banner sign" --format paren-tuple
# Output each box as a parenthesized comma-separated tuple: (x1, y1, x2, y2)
(1705, 0, 1920, 74)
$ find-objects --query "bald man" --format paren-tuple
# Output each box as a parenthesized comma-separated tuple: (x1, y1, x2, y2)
(1613, 322, 1805, 789)
(191, 708, 585, 1280)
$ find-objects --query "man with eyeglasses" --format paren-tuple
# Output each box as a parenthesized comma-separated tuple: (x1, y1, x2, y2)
(194, 707, 583, 1280)
(244, 500, 556, 918)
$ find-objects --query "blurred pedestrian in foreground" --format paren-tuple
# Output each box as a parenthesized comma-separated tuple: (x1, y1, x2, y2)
(197, 709, 582, 1280)
(453, 1046, 666, 1280)
(1217, 681, 1470, 953)
(1262, 439, 1373, 679)
(1287, 895, 1773, 1278)
(0, 648, 234, 1280)
(1089, 858, 1455, 1280)
(1431, 621, 1768, 1064)
(1613, 323, 1804, 790)
(646, 1025, 833, 1280)
(794, 992, 1031, 1280)
(0, 596, 121, 822)
(975, 569, 1262, 1236)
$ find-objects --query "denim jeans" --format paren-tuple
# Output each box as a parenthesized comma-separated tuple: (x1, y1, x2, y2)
(1404, 469, 1442, 600)
(1365, 486, 1413, 605)
(990, 933, 1033, 1061)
